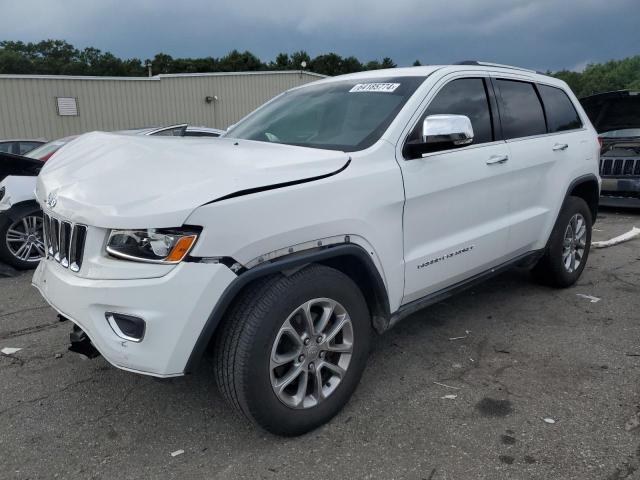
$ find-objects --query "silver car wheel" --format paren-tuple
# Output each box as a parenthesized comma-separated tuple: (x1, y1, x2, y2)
(269, 298, 354, 409)
(562, 213, 587, 273)
(6, 214, 45, 263)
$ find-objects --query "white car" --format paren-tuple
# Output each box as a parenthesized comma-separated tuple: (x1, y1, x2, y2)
(32, 63, 600, 436)
(0, 125, 223, 269)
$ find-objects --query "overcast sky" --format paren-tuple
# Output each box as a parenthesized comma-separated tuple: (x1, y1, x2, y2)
(1, 0, 638, 72)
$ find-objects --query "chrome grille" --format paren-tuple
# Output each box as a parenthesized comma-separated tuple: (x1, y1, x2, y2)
(600, 157, 640, 177)
(43, 213, 87, 272)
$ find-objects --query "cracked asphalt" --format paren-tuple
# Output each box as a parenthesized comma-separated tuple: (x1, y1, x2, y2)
(1, 208, 639, 480)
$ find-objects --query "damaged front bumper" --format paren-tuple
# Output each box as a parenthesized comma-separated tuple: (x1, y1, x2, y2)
(32, 257, 237, 377)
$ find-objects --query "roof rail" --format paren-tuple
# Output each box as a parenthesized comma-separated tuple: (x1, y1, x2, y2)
(455, 60, 538, 74)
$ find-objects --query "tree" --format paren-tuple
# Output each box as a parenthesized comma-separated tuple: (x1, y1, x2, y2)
(364, 60, 382, 70)
(551, 56, 640, 97)
(0, 48, 33, 74)
(151, 53, 174, 74)
(381, 57, 397, 69)
(341, 56, 363, 74)
(273, 53, 291, 70)
(413, 60, 422, 66)
(310, 53, 344, 76)
(6, 38, 638, 95)
(290, 50, 311, 70)
(218, 50, 263, 71)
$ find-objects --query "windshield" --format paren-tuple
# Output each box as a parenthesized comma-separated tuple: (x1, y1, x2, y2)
(600, 128, 640, 138)
(226, 77, 426, 152)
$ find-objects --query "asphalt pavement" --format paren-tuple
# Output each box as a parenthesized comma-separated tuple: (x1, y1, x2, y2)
(1, 208, 639, 480)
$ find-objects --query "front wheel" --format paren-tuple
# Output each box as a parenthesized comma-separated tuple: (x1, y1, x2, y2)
(214, 264, 372, 436)
(0, 205, 45, 270)
(532, 196, 592, 288)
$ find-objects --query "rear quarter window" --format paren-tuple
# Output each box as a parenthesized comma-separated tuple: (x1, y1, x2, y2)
(496, 79, 547, 139)
(538, 84, 582, 132)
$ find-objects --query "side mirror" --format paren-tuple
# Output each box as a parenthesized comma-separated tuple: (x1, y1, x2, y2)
(404, 114, 474, 158)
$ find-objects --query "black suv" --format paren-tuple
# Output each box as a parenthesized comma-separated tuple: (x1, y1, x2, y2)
(581, 90, 640, 207)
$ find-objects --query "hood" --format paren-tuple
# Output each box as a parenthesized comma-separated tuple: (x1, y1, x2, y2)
(36, 132, 349, 228)
(1, 152, 43, 182)
(580, 90, 640, 135)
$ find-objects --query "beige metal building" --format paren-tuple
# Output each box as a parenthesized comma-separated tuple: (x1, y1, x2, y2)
(0, 71, 324, 140)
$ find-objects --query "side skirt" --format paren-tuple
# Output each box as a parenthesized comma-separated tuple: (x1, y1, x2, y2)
(387, 249, 544, 329)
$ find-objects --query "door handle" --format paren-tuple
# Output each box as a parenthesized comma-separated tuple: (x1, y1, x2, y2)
(486, 155, 509, 165)
(553, 143, 569, 151)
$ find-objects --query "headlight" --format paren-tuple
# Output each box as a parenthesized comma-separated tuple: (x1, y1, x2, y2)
(106, 227, 199, 264)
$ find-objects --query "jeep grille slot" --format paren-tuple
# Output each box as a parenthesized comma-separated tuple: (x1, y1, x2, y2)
(43, 213, 87, 272)
(600, 158, 640, 177)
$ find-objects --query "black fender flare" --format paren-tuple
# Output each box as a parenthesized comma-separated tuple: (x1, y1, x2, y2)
(0, 200, 41, 225)
(184, 243, 390, 373)
(565, 174, 600, 222)
(541, 173, 599, 252)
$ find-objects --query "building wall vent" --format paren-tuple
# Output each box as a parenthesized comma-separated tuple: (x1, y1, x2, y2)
(56, 97, 78, 116)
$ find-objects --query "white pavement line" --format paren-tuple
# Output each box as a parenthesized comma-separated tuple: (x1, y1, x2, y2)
(576, 294, 601, 303)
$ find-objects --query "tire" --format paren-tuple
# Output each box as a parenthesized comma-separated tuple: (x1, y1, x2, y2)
(213, 264, 372, 436)
(0, 204, 45, 270)
(532, 196, 592, 288)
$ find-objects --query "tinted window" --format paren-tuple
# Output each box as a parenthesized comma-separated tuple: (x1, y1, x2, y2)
(410, 78, 493, 145)
(0, 142, 13, 153)
(496, 80, 546, 139)
(18, 142, 42, 154)
(538, 85, 582, 132)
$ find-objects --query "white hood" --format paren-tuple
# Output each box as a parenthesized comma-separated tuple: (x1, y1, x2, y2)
(36, 132, 350, 228)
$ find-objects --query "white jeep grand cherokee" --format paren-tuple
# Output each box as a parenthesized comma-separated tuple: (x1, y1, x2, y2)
(33, 63, 601, 436)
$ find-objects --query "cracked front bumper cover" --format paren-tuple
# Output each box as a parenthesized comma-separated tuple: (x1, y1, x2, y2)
(32, 257, 237, 377)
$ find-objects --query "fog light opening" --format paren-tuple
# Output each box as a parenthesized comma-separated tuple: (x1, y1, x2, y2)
(105, 312, 146, 343)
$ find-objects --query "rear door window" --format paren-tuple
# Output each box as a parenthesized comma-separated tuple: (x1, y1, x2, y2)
(496, 79, 547, 139)
(538, 85, 582, 132)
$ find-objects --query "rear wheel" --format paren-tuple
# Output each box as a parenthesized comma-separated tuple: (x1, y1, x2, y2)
(0, 205, 45, 269)
(214, 264, 372, 436)
(532, 196, 592, 287)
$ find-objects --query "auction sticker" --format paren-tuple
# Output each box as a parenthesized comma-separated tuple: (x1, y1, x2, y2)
(349, 83, 400, 93)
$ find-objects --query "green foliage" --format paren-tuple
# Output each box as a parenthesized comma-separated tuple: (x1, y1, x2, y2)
(0, 40, 146, 76)
(551, 56, 640, 97)
(4, 38, 635, 92)
(0, 39, 399, 77)
(290, 51, 311, 69)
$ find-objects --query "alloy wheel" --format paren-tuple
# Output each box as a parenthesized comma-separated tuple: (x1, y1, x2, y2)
(269, 298, 354, 409)
(562, 213, 587, 273)
(5, 214, 45, 263)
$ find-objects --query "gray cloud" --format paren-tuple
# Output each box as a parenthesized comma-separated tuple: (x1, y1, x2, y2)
(1, 0, 638, 71)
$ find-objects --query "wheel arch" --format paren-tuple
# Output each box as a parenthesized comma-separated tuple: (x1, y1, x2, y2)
(567, 174, 599, 223)
(184, 243, 390, 373)
(2, 199, 42, 223)
(0, 200, 42, 225)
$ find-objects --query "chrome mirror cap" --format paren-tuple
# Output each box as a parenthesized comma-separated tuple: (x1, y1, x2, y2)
(422, 114, 474, 146)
